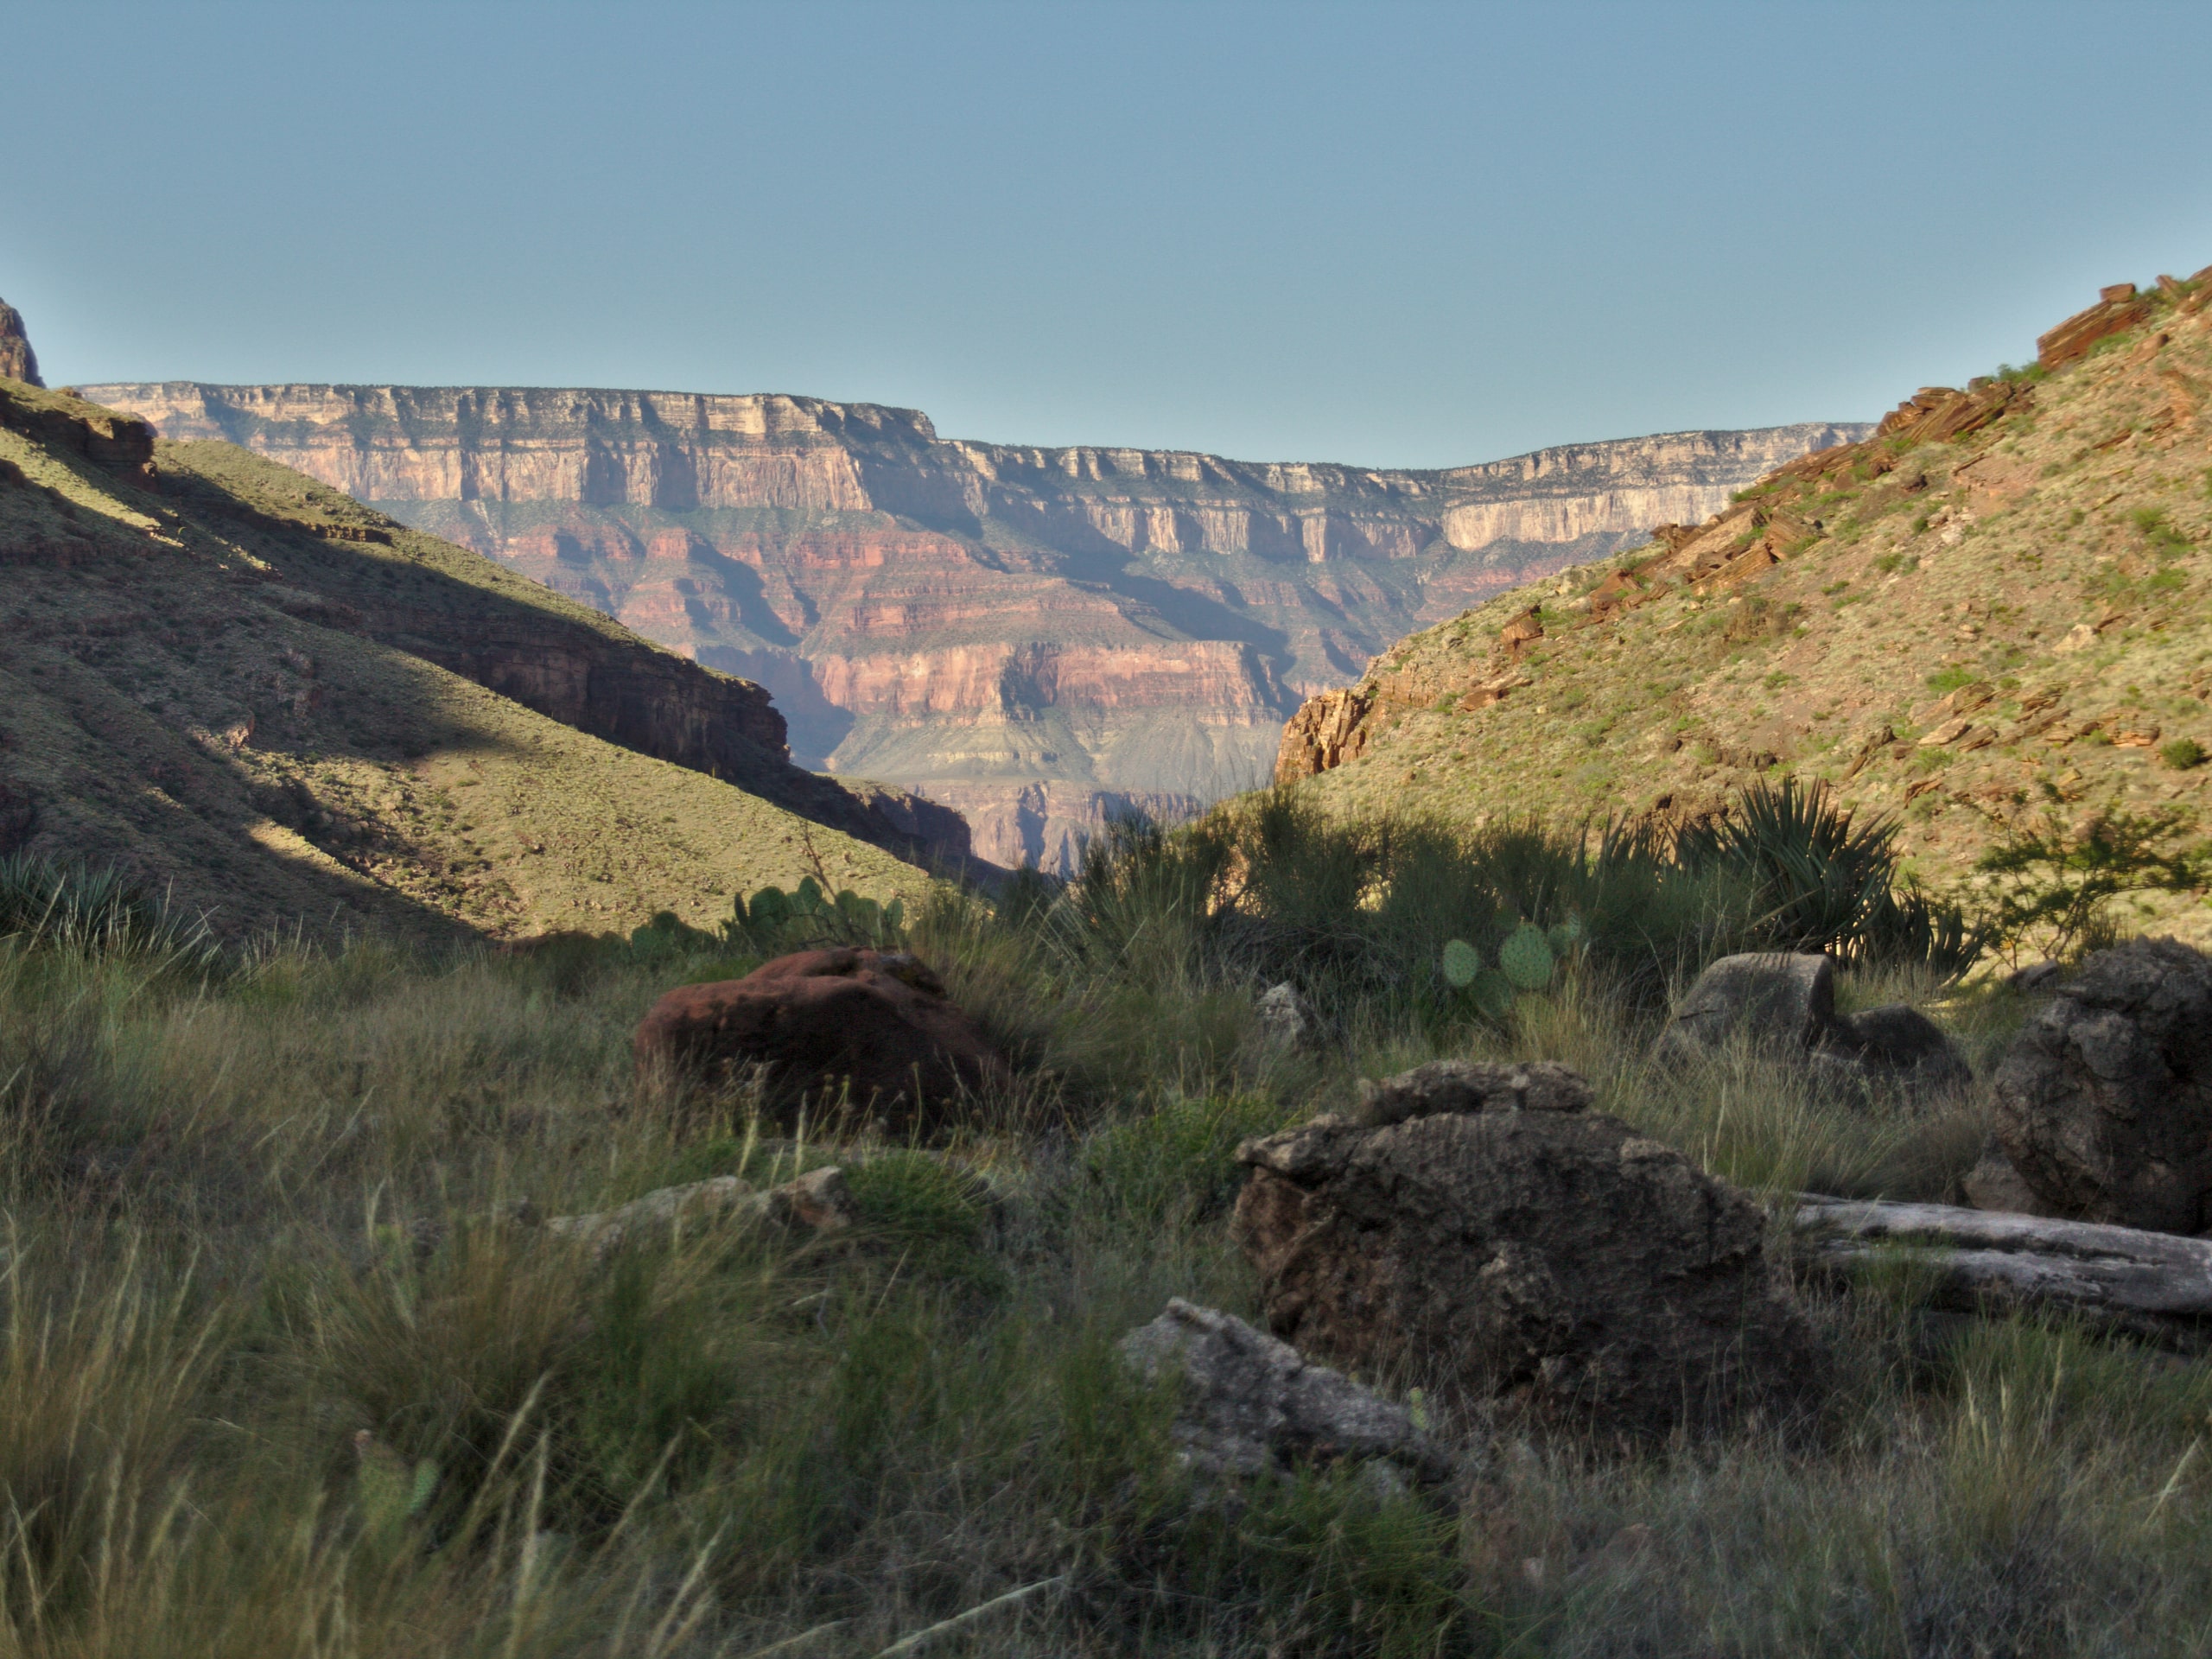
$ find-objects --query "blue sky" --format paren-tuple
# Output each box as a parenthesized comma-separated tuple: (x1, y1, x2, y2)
(5, 2, 2209, 467)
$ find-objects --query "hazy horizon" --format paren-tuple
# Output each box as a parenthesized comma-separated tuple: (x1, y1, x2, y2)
(7, 2, 2210, 469)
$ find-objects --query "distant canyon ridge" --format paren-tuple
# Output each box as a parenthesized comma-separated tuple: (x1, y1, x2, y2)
(82, 381, 1866, 869)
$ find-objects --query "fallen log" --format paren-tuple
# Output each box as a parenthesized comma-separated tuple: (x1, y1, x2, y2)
(1794, 1195, 2212, 1351)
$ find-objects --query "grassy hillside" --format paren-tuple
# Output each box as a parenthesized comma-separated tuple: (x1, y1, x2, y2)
(3, 798, 2209, 1655)
(1293, 269, 2212, 946)
(0, 381, 925, 941)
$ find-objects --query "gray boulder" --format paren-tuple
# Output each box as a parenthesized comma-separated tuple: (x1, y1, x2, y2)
(1254, 982, 1322, 1052)
(1816, 1001, 1975, 1097)
(1660, 951, 1839, 1058)
(1232, 1064, 1825, 1443)
(1119, 1299, 1456, 1494)
(1658, 950, 1971, 1100)
(1993, 937, 2212, 1234)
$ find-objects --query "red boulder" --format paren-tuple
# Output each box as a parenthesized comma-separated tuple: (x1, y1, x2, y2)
(633, 948, 1004, 1134)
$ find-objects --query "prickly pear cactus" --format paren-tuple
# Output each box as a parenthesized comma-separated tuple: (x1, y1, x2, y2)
(1441, 938, 1483, 988)
(1471, 968, 1518, 1021)
(743, 886, 792, 932)
(1499, 922, 1556, 992)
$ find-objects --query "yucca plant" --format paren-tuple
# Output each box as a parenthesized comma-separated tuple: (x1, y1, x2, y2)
(0, 852, 207, 961)
(1675, 778, 1980, 976)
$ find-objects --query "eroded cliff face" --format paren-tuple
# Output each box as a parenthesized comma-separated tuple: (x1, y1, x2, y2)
(86, 379, 1865, 869)
(0, 298, 41, 388)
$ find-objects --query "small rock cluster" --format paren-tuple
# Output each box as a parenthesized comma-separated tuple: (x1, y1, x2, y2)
(1656, 950, 1972, 1099)
(543, 1165, 857, 1260)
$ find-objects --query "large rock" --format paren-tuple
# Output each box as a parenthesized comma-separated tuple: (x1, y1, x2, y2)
(1660, 951, 1839, 1058)
(633, 948, 1004, 1134)
(1961, 1139, 2062, 1218)
(1658, 951, 1971, 1099)
(1118, 1299, 1456, 1494)
(1253, 982, 1322, 1052)
(1231, 1065, 1823, 1442)
(0, 297, 41, 387)
(1993, 938, 2212, 1234)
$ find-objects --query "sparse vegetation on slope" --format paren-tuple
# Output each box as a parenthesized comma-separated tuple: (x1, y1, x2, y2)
(0, 378, 931, 941)
(1291, 266, 2212, 950)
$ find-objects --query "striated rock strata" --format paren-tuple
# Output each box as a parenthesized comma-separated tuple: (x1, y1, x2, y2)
(86, 380, 1864, 869)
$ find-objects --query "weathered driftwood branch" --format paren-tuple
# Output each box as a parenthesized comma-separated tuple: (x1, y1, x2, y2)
(1794, 1196, 2212, 1351)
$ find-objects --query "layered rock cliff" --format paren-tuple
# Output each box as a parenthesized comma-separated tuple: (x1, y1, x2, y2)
(86, 378, 1866, 868)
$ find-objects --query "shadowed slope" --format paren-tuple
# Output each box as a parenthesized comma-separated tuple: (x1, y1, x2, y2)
(0, 378, 934, 940)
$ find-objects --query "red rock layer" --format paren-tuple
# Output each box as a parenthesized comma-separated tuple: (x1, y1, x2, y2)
(86, 380, 1864, 864)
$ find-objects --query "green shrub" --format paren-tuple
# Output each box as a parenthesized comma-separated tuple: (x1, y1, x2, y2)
(844, 1152, 1001, 1289)
(1676, 777, 1980, 976)
(1974, 806, 2211, 962)
(1032, 783, 1977, 1040)
(1083, 1094, 1284, 1225)
(2160, 736, 2206, 771)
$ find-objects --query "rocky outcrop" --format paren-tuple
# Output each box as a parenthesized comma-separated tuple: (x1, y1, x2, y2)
(86, 378, 1862, 865)
(2037, 283, 2159, 370)
(633, 947, 1005, 1135)
(1231, 1066, 1825, 1441)
(1274, 688, 1373, 785)
(0, 384, 154, 485)
(0, 298, 41, 387)
(1993, 938, 2212, 1233)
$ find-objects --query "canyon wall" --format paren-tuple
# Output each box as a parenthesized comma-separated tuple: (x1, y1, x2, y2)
(85, 379, 1866, 869)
